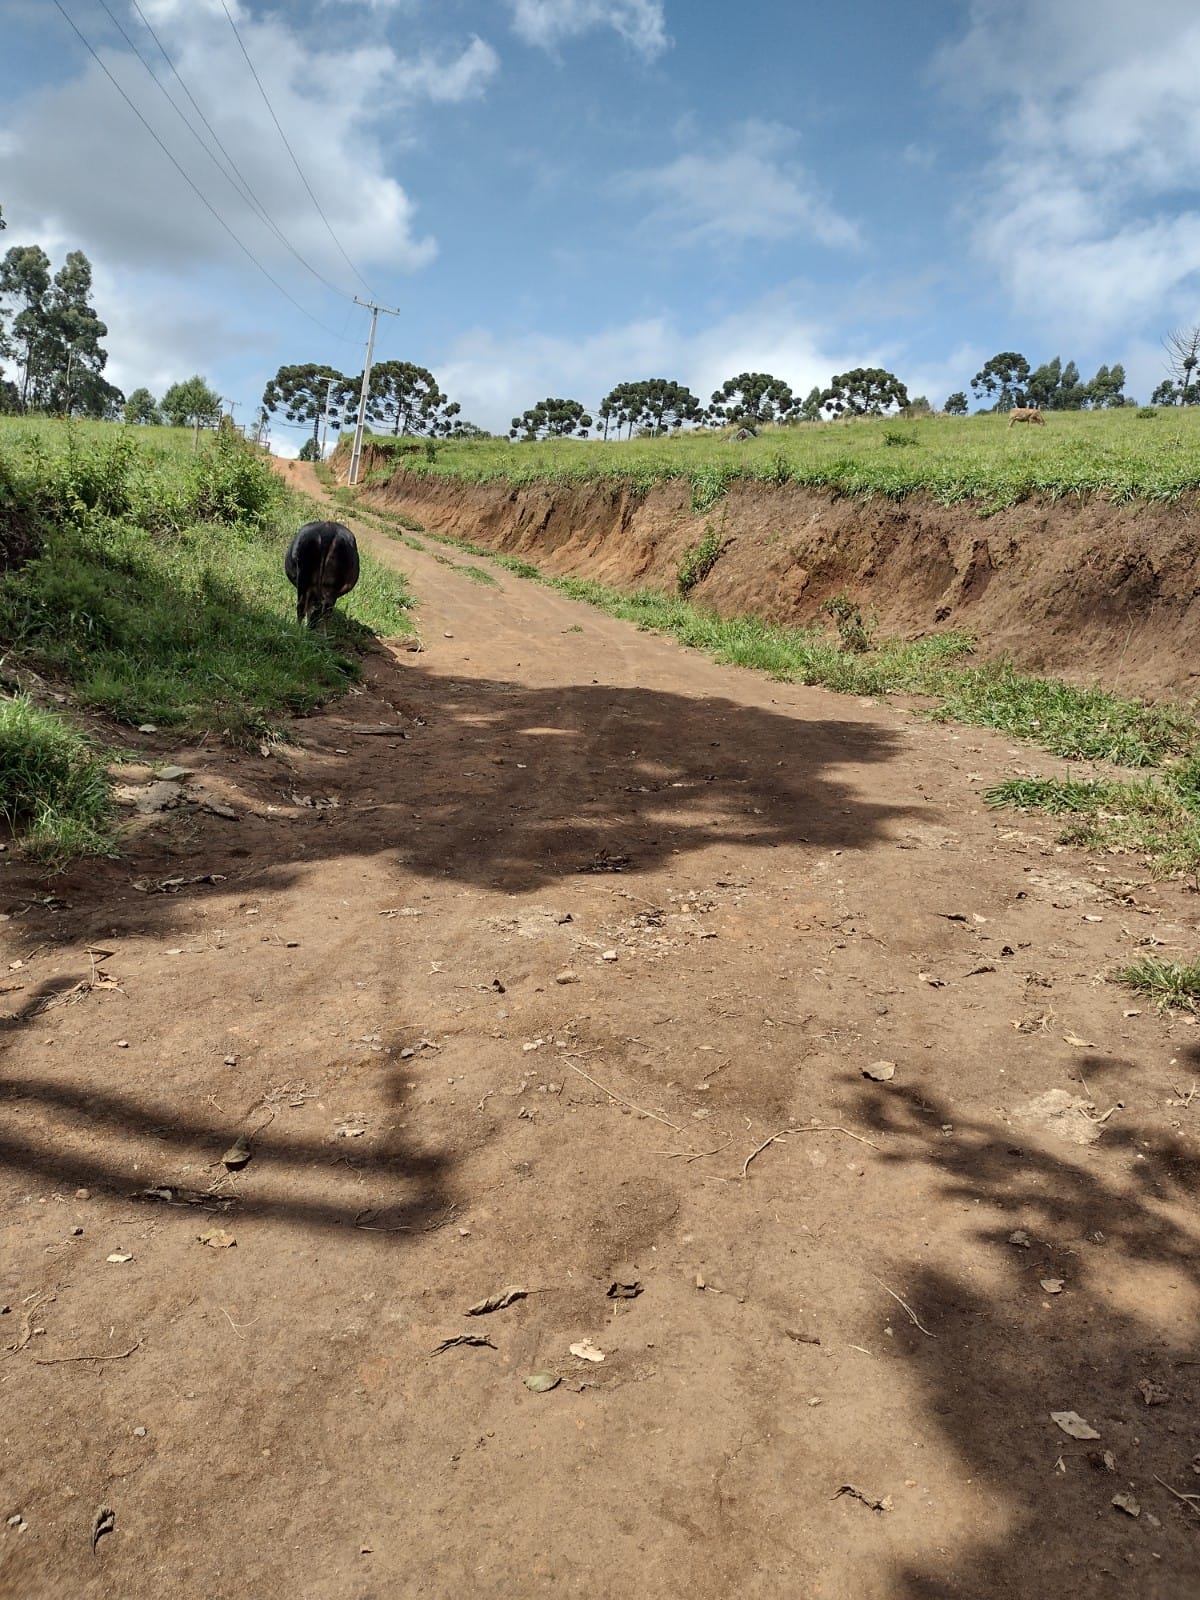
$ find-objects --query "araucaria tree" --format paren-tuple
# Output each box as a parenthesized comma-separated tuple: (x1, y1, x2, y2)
(364, 361, 462, 436)
(509, 397, 592, 440)
(708, 372, 796, 426)
(819, 367, 909, 418)
(943, 391, 968, 415)
(598, 379, 703, 438)
(262, 364, 352, 448)
(1162, 327, 1200, 405)
(970, 352, 1031, 411)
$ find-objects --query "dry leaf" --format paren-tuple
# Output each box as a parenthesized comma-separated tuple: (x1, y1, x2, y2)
(524, 1373, 561, 1393)
(91, 1505, 115, 1555)
(917, 972, 946, 988)
(106, 1251, 133, 1265)
(430, 1334, 496, 1355)
(834, 1484, 892, 1512)
(862, 1060, 896, 1082)
(1112, 1493, 1140, 1517)
(1008, 1230, 1032, 1248)
(222, 1134, 251, 1170)
(465, 1287, 527, 1316)
(1063, 1033, 1095, 1048)
(197, 1228, 236, 1249)
(1051, 1410, 1100, 1440)
(1040, 1279, 1065, 1294)
(569, 1339, 605, 1363)
(1137, 1378, 1170, 1406)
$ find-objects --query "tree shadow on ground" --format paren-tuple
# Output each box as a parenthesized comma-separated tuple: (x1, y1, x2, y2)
(0, 988, 448, 1237)
(846, 1066, 1200, 1596)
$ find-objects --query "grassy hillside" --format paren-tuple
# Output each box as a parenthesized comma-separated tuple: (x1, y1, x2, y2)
(0, 418, 413, 860)
(356, 406, 1200, 512)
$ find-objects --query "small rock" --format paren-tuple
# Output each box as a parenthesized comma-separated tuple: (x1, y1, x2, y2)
(1138, 1378, 1170, 1407)
(1112, 1493, 1141, 1518)
(75, 1188, 90, 1200)
(157, 766, 191, 782)
(116, 1040, 129, 1049)
(132, 1426, 147, 1439)
(6, 1514, 22, 1527)
(1040, 1279, 1064, 1294)
(223, 1055, 238, 1067)
(1008, 1229, 1032, 1248)
(554, 912, 573, 924)
(601, 950, 618, 962)
(70, 1226, 83, 1237)
(554, 970, 579, 985)
(443, 631, 454, 638)
(1089, 1450, 1118, 1473)
(400, 1047, 416, 1059)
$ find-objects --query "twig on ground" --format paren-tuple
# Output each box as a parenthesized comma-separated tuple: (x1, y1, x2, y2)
(1153, 1474, 1200, 1521)
(35, 1340, 141, 1366)
(565, 1060, 683, 1134)
(741, 1124, 880, 1178)
(1, 1291, 53, 1358)
(684, 1136, 734, 1164)
(869, 1273, 936, 1338)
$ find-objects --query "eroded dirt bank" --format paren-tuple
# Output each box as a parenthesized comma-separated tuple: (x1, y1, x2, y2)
(352, 453, 1200, 699)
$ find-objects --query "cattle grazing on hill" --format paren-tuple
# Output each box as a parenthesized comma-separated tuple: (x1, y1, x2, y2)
(284, 520, 360, 627)
(1008, 406, 1046, 427)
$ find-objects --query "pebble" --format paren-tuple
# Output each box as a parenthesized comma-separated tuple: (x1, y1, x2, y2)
(601, 950, 618, 962)
(133, 1426, 147, 1439)
(554, 970, 579, 985)
(70, 1226, 83, 1237)
(75, 1188, 90, 1200)
(116, 1040, 129, 1049)
(223, 1055, 238, 1067)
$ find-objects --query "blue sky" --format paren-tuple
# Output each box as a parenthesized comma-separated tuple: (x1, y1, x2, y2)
(3, 0, 1200, 446)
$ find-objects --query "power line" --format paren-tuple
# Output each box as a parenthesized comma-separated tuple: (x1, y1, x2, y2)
(117, 0, 356, 301)
(50, 0, 360, 346)
(219, 0, 376, 300)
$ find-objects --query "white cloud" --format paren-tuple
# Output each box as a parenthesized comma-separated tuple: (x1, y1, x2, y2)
(436, 293, 896, 433)
(507, 0, 668, 59)
(616, 121, 859, 250)
(393, 36, 500, 102)
(936, 0, 1200, 337)
(0, 3, 502, 291)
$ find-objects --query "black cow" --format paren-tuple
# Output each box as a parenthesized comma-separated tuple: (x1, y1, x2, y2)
(284, 520, 360, 627)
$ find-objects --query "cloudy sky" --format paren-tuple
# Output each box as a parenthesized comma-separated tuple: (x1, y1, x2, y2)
(3, 0, 1200, 446)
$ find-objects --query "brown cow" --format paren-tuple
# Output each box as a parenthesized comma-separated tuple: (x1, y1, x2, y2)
(1008, 406, 1046, 427)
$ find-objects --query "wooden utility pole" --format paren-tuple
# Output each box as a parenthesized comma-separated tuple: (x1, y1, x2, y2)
(348, 297, 400, 486)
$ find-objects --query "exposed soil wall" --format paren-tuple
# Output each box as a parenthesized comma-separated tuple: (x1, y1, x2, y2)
(344, 447, 1200, 698)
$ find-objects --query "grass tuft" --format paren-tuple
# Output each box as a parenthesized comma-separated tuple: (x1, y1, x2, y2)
(1117, 956, 1200, 1012)
(0, 694, 115, 862)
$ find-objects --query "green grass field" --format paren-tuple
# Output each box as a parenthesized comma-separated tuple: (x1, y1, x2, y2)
(0, 418, 413, 861)
(355, 406, 1200, 513)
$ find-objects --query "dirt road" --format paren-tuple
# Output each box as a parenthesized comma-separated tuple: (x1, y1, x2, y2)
(2, 461, 1198, 1598)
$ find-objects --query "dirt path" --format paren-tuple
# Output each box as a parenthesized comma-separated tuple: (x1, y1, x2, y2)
(2, 460, 1199, 1598)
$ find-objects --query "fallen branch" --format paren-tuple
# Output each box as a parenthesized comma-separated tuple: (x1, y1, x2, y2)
(35, 1340, 141, 1366)
(742, 1124, 880, 1178)
(565, 1060, 683, 1134)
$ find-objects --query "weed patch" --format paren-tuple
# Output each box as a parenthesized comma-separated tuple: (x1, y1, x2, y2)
(0, 694, 114, 862)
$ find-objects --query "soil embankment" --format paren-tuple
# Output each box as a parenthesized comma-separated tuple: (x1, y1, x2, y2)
(348, 449, 1200, 699)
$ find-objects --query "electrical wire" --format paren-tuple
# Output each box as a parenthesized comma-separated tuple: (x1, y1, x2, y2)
(50, 0, 361, 346)
(115, 0, 356, 301)
(218, 0, 376, 299)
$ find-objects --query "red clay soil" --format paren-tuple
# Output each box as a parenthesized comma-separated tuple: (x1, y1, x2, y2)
(355, 451, 1200, 699)
(2, 457, 1199, 1599)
